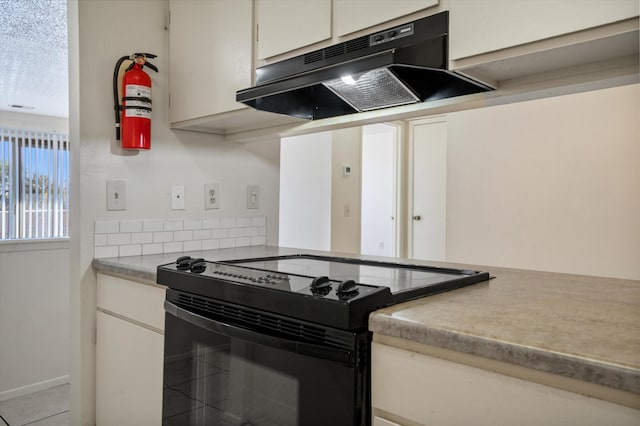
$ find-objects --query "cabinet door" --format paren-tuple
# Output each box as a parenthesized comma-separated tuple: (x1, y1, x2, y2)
(372, 342, 640, 425)
(96, 311, 164, 426)
(449, 0, 640, 60)
(335, 0, 438, 37)
(257, 0, 331, 60)
(169, 0, 252, 123)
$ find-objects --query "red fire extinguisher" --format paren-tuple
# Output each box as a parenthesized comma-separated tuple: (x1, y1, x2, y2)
(112, 53, 158, 150)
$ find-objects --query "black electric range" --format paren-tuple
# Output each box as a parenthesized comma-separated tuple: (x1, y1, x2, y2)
(157, 254, 490, 330)
(158, 254, 490, 425)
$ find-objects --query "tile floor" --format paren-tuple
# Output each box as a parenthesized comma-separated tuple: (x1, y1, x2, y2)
(0, 384, 68, 426)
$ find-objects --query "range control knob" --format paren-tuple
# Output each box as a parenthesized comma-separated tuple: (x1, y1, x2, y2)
(176, 255, 192, 270)
(189, 258, 206, 273)
(311, 276, 331, 289)
(336, 279, 358, 295)
(311, 276, 332, 296)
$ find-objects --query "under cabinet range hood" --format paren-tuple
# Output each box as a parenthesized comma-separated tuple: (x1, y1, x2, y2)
(236, 11, 494, 120)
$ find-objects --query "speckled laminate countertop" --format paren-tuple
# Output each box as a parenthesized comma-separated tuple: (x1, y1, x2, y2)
(92, 246, 640, 406)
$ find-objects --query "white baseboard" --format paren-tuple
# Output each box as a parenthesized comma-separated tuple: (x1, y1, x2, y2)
(0, 375, 70, 402)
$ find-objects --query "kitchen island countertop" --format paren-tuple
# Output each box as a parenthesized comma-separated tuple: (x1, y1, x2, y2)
(92, 246, 640, 408)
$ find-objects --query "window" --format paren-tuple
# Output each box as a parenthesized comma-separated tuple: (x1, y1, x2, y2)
(1, 128, 69, 240)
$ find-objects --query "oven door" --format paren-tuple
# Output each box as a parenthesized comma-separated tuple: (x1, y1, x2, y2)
(162, 292, 370, 426)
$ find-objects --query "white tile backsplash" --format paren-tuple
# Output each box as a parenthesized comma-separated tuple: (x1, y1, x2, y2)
(95, 220, 119, 234)
(131, 232, 153, 244)
(193, 229, 211, 240)
(107, 233, 130, 246)
(235, 237, 251, 247)
(236, 217, 252, 227)
(228, 228, 243, 238)
(164, 219, 184, 232)
(94, 216, 266, 258)
(220, 217, 236, 228)
(120, 219, 142, 233)
(95, 246, 118, 258)
(183, 219, 202, 230)
(202, 239, 220, 250)
(211, 229, 228, 239)
(252, 217, 266, 227)
(164, 241, 183, 253)
(203, 218, 220, 229)
(219, 238, 236, 249)
(174, 230, 193, 242)
(94, 234, 107, 247)
(183, 240, 202, 252)
(119, 244, 142, 257)
(143, 219, 164, 232)
(153, 231, 173, 243)
(142, 243, 163, 255)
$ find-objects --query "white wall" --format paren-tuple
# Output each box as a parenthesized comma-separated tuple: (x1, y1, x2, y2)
(0, 242, 69, 400)
(446, 84, 640, 280)
(0, 107, 70, 400)
(68, 1, 281, 423)
(0, 111, 68, 134)
(331, 127, 361, 254)
(279, 132, 332, 250)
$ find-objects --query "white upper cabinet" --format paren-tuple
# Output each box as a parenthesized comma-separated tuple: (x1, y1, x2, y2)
(169, 0, 253, 123)
(449, 0, 640, 60)
(335, 0, 438, 37)
(257, 0, 331, 60)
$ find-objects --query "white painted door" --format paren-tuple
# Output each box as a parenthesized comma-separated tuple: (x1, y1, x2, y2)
(410, 118, 447, 261)
(361, 124, 398, 257)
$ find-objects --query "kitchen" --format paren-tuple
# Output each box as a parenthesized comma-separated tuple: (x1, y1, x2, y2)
(0, 0, 639, 425)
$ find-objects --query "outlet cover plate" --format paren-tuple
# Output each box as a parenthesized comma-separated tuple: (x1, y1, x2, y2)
(204, 183, 220, 209)
(171, 185, 185, 210)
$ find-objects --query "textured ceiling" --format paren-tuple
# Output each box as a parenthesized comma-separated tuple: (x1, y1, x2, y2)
(0, 0, 68, 118)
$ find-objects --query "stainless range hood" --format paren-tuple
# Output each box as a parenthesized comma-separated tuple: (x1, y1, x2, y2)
(236, 11, 494, 120)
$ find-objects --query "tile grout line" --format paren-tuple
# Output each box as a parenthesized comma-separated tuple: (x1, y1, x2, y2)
(21, 410, 69, 426)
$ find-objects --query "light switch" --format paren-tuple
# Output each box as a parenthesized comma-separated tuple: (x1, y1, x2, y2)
(107, 180, 126, 211)
(246, 185, 259, 209)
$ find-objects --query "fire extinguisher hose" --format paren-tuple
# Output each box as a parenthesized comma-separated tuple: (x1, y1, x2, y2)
(112, 55, 131, 140)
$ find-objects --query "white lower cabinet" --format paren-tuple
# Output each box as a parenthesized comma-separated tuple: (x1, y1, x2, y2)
(96, 274, 166, 426)
(371, 342, 640, 426)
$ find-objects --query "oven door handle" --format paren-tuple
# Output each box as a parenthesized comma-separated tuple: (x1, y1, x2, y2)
(166, 301, 354, 366)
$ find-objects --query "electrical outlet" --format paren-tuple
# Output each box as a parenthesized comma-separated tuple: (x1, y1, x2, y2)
(204, 183, 220, 209)
(107, 180, 126, 211)
(171, 185, 185, 210)
(246, 185, 259, 209)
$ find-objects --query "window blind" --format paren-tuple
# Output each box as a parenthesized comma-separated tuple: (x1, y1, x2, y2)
(1, 128, 69, 240)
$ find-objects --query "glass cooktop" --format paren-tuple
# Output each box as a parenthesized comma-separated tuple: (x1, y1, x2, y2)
(223, 254, 484, 295)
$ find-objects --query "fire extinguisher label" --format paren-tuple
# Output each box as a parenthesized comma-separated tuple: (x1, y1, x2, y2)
(124, 84, 152, 119)
(125, 108, 152, 119)
(125, 84, 151, 99)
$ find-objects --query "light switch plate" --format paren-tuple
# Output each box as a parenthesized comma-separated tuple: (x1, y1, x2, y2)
(204, 183, 220, 209)
(107, 180, 126, 211)
(171, 185, 185, 210)
(246, 185, 259, 209)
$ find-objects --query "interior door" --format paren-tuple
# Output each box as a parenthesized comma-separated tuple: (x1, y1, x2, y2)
(361, 124, 398, 257)
(409, 118, 447, 261)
